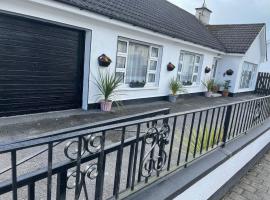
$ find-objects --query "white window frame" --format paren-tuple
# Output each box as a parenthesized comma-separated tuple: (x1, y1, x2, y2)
(239, 61, 258, 89)
(115, 38, 162, 88)
(177, 51, 203, 86)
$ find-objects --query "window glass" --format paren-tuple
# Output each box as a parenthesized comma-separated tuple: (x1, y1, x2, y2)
(116, 72, 125, 83)
(116, 56, 126, 68)
(239, 62, 257, 89)
(148, 74, 156, 83)
(150, 60, 157, 70)
(117, 41, 127, 53)
(151, 47, 159, 58)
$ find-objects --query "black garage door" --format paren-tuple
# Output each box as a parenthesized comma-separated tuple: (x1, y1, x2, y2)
(0, 13, 85, 116)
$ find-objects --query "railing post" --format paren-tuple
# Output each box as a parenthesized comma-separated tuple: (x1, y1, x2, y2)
(56, 170, 68, 200)
(222, 105, 233, 147)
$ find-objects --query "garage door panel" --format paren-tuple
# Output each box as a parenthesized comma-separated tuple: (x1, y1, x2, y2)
(0, 15, 80, 39)
(0, 13, 85, 116)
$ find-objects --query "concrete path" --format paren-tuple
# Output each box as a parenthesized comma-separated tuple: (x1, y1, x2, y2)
(222, 149, 270, 200)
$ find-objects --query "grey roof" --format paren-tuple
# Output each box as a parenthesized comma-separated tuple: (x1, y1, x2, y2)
(54, 0, 225, 52)
(207, 24, 265, 54)
(54, 0, 264, 54)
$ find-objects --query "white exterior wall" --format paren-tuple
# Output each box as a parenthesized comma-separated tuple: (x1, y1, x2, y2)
(260, 41, 270, 72)
(0, 0, 221, 105)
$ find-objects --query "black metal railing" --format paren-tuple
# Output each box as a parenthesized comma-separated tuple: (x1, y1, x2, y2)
(0, 96, 270, 200)
(255, 72, 270, 95)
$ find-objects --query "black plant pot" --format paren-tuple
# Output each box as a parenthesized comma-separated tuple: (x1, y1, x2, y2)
(167, 62, 175, 71)
(129, 81, 146, 88)
(205, 67, 211, 73)
(226, 69, 234, 76)
(98, 54, 112, 67)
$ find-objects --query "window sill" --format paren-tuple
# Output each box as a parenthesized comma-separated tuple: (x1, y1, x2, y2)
(183, 84, 201, 88)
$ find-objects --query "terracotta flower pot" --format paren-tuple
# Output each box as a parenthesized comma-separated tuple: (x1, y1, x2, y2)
(223, 90, 229, 97)
(100, 100, 112, 112)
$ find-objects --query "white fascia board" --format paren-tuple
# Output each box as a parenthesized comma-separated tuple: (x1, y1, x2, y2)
(23, 0, 225, 55)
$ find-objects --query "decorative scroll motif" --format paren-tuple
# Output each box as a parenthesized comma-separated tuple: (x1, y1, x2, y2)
(64, 134, 103, 161)
(66, 163, 98, 200)
(141, 123, 170, 178)
(64, 134, 104, 199)
(253, 100, 263, 123)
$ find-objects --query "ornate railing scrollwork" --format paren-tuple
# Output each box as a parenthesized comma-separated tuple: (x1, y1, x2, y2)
(66, 163, 98, 199)
(64, 133, 104, 199)
(141, 123, 170, 178)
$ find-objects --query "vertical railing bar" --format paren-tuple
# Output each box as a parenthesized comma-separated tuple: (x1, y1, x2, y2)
(206, 108, 215, 151)
(137, 127, 145, 183)
(56, 170, 68, 200)
(243, 101, 252, 133)
(177, 114, 187, 166)
(11, 150, 18, 200)
(200, 110, 209, 155)
(126, 143, 135, 189)
(95, 131, 106, 200)
(232, 104, 241, 139)
(74, 136, 83, 200)
(235, 103, 244, 137)
(167, 116, 177, 171)
(185, 113, 195, 166)
(28, 183, 35, 200)
(47, 142, 53, 200)
(131, 124, 141, 190)
(247, 100, 256, 130)
(239, 102, 247, 134)
(193, 112, 202, 158)
(261, 98, 268, 122)
(212, 107, 221, 148)
(113, 126, 126, 199)
(222, 105, 233, 147)
(217, 107, 226, 145)
(228, 104, 237, 140)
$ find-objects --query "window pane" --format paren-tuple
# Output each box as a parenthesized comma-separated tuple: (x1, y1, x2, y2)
(126, 42, 149, 83)
(194, 66, 199, 73)
(196, 56, 201, 64)
(150, 60, 157, 70)
(116, 72, 124, 83)
(118, 41, 127, 53)
(148, 73, 156, 83)
(151, 47, 159, 58)
(192, 75, 197, 83)
(180, 53, 183, 61)
(239, 62, 257, 89)
(180, 54, 194, 83)
(177, 74, 181, 81)
(178, 63, 182, 72)
(116, 56, 126, 68)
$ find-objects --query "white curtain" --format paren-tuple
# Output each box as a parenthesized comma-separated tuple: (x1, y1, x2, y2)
(181, 54, 194, 82)
(126, 42, 149, 83)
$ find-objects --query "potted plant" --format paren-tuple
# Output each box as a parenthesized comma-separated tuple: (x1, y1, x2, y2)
(94, 72, 122, 112)
(167, 62, 176, 71)
(168, 78, 186, 103)
(202, 79, 214, 97)
(223, 80, 231, 97)
(98, 54, 112, 67)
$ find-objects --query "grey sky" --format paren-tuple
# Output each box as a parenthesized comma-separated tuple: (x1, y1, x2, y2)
(168, 0, 270, 39)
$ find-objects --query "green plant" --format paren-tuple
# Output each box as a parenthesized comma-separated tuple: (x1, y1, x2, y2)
(202, 79, 214, 92)
(185, 126, 224, 155)
(169, 78, 186, 95)
(94, 71, 123, 102)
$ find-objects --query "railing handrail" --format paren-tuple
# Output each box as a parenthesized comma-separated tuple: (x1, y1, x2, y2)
(0, 96, 269, 153)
